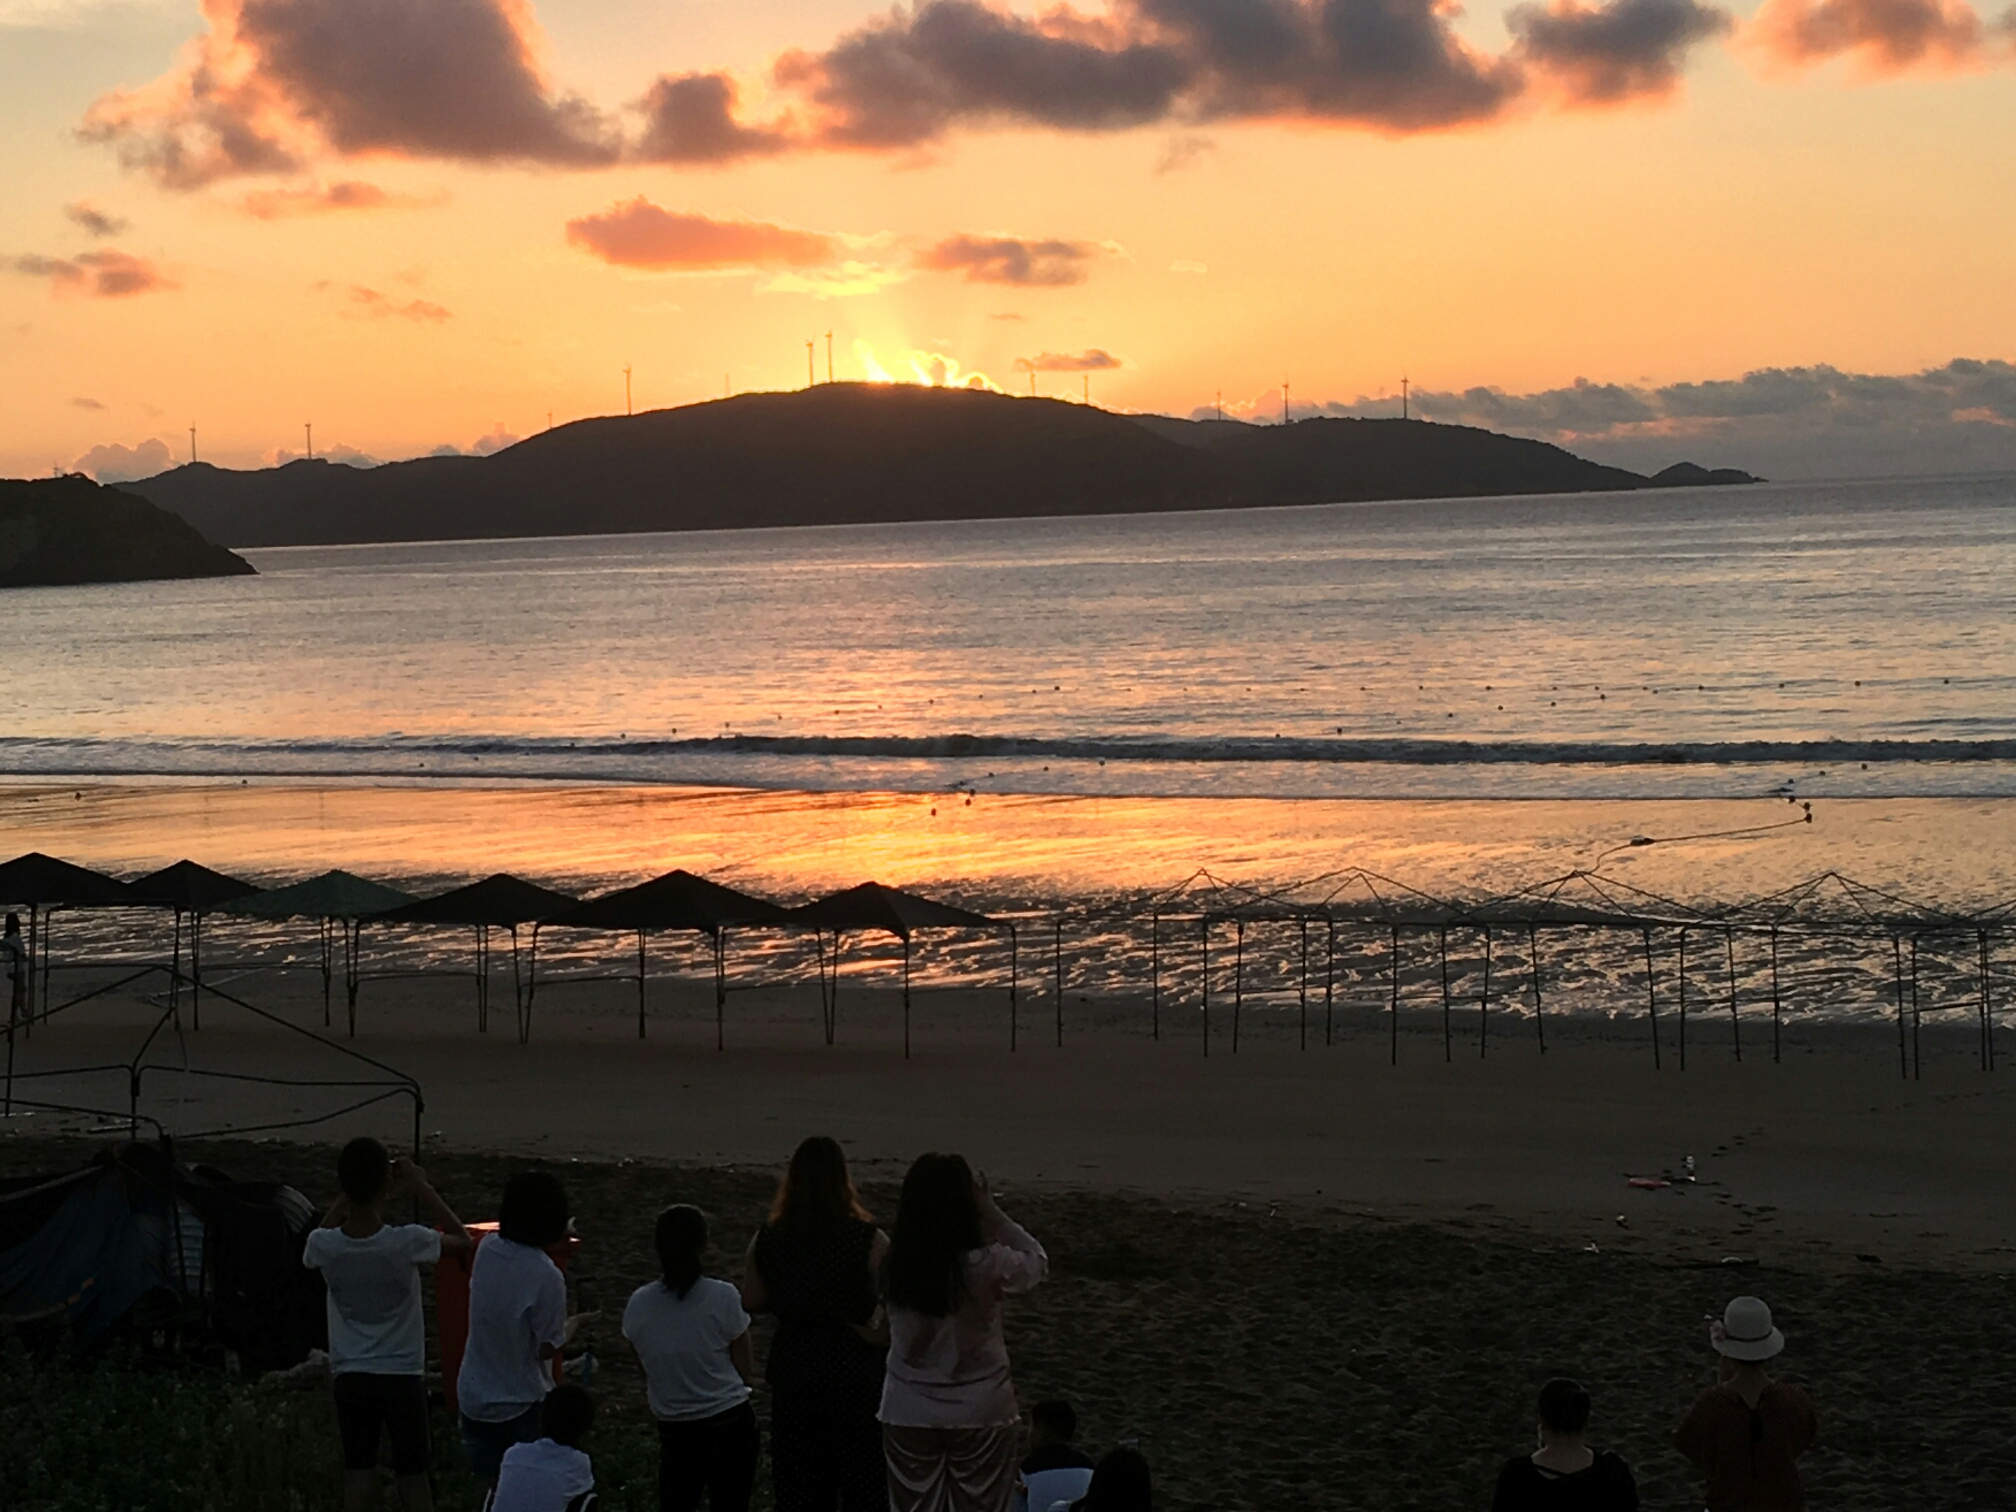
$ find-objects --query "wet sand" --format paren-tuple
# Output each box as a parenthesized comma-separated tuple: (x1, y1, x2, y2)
(6, 778, 2016, 907)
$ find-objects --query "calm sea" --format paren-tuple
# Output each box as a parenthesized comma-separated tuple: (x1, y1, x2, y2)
(3, 473, 2014, 802)
(7, 472, 2016, 1016)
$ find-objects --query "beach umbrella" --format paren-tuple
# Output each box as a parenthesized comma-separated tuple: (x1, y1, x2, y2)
(0, 852, 132, 907)
(549, 870, 787, 1047)
(127, 861, 261, 1030)
(0, 852, 134, 1035)
(126, 860, 260, 914)
(786, 882, 1004, 1058)
(374, 875, 578, 1044)
(227, 870, 416, 1035)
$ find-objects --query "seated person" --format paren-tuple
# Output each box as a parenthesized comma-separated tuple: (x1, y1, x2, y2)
(1491, 1378, 1637, 1510)
(1065, 1447, 1152, 1511)
(487, 1384, 600, 1512)
(1019, 1399, 1096, 1512)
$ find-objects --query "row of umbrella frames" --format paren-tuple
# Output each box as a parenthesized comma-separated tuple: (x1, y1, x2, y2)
(0, 851, 1007, 1054)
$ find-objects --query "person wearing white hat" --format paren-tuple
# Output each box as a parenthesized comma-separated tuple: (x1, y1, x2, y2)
(1674, 1297, 1816, 1511)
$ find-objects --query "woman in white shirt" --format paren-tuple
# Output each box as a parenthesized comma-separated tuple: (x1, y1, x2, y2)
(880, 1153, 1047, 1512)
(623, 1204, 758, 1512)
(459, 1173, 578, 1490)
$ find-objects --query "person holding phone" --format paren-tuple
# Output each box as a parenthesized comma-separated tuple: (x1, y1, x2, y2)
(306, 1138, 473, 1512)
(879, 1153, 1047, 1512)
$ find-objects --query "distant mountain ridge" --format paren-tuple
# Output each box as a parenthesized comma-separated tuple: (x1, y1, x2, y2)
(116, 385, 1756, 550)
(0, 475, 254, 588)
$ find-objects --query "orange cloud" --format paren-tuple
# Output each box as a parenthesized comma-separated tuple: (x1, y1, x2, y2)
(240, 179, 446, 218)
(10, 249, 177, 298)
(565, 199, 840, 271)
(1748, 0, 2009, 74)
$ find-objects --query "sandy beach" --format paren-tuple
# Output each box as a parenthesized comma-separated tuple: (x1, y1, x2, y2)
(4, 903, 2015, 1509)
(6, 978, 2016, 1510)
(9, 965, 2014, 1267)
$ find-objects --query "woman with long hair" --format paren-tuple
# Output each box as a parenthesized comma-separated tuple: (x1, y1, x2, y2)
(623, 1204, 759, 1512)
(879, 1152, 1046, 1512)
(744, 1136, 890, 1512)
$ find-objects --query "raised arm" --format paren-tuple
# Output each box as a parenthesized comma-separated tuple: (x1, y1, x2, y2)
(974, 1171, 1047, 1295)
(395, 1157, 473, 1255)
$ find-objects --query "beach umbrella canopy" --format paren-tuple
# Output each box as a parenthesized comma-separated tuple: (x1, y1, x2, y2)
(787, 881, 998, 940)
(549, 869, 787, 935)
(126, 860, 261, 914)
(372, 874, 577, 927)
(226, 870, 415, 921)
(0, 852, 132, 907)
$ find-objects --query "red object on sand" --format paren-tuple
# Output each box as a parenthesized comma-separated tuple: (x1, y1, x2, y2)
(1626, 1177, 1671, 1190)
(435, 1221, 578, 1416)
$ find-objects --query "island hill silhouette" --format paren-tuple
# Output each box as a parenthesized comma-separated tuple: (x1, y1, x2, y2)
(121, 383, 1757, 550)
(0, 474, 254, 588)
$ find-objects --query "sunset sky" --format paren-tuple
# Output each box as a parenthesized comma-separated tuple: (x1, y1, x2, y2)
(4, 0, 2014, 481)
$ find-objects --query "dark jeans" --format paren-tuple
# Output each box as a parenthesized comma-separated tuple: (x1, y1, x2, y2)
(770, 1393, 888, 1512)
(460, 1401, 543, 1483)
(657, 1401, 760, 1512)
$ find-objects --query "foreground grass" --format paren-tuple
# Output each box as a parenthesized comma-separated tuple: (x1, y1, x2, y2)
(3, 1136, 2015, 1510)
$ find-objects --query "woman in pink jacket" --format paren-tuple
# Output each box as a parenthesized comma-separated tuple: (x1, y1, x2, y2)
(878, 1153, 1047, 1512)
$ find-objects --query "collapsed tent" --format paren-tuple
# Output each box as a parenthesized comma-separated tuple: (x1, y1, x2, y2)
(0, 1139, 325, 1366)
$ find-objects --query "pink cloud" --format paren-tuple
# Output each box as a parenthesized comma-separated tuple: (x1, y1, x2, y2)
(64, 201, 130, 237)
(1013, 348, 1123, 372)
(346, 284, 452, 321)
(1748, 0, 2009, 73)
(239, 179, 445, 218)
(918, 234, 1105, 286)
(10, 249, 176, 298)
(565, 199, 839, 271)
(74, 437, 176, 481)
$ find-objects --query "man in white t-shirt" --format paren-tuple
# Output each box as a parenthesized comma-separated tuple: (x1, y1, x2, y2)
(305, 1137, 473, 1512)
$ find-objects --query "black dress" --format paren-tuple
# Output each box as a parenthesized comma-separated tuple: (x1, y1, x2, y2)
(1490, 1452, 1639, 1511)
(752, 1218, 888, 1512)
